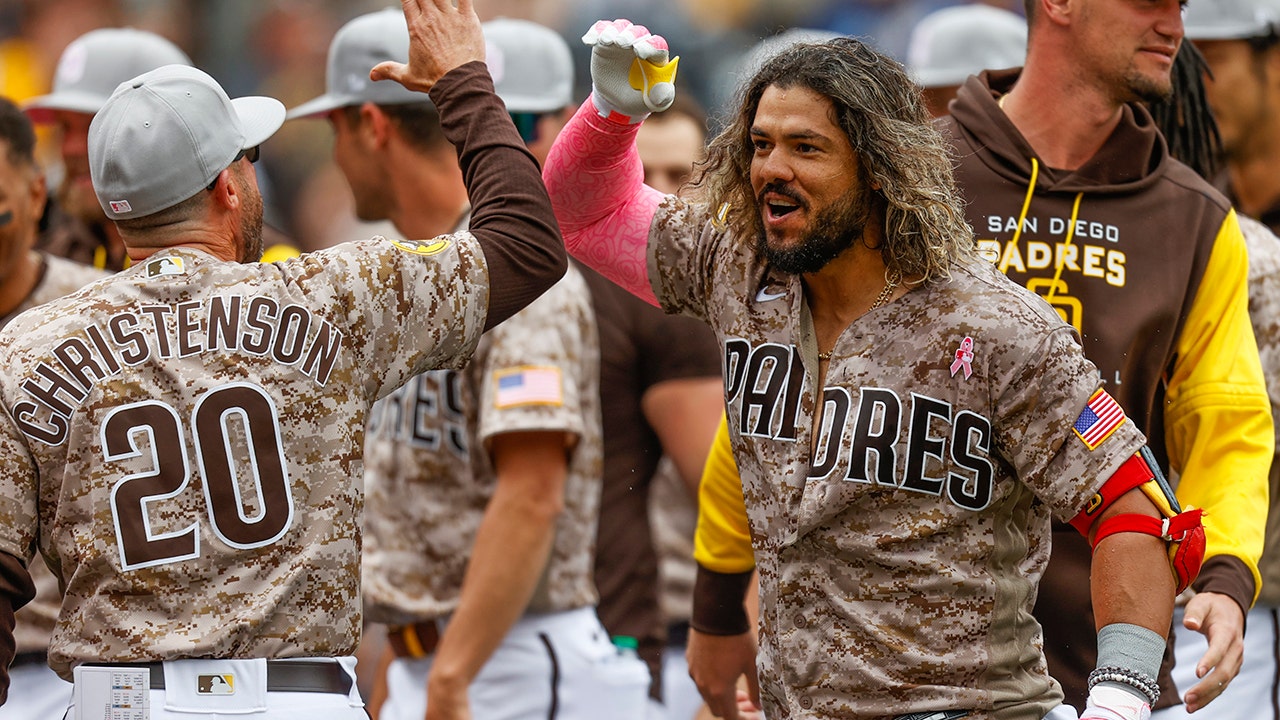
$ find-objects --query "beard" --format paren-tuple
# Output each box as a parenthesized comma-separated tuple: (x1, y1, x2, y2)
(58, 167, 106, 226)
(1123, 65, 1173, 104)
(754, 181, 875, 275)
(235, 171, 266, 263)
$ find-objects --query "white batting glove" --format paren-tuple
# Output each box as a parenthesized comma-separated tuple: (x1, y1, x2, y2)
(1081, 685, 1152, 720)
(582, 19, 679, 123)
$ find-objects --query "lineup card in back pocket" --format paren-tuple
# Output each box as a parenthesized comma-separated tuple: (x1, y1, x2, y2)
(71, 666, 149, 720)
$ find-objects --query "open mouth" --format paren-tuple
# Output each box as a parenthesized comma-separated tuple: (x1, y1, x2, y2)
(759, 184, 807, 222)
(767, 197, 801, 219)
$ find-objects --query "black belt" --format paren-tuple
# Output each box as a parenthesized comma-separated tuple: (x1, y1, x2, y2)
(83, 660, 351, 695)
(667, 620, 690, 647)
(11, 650, 48, 668)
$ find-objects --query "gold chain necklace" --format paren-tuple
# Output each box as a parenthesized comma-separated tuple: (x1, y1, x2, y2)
(817, 269, 902, 361)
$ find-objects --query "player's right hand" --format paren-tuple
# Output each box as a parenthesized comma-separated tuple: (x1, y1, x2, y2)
(582, 19, 679, 123)
(1081, 685, 1152, 720)
(371, 0, 486, 94)
(687, 628, 760, 720)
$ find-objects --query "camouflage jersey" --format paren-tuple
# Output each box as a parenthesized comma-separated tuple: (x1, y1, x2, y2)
(647, 197, 1146, 720)
(0, 237, 490, 679)
(362, 263, 603, 625)
(4, 252, 109, 655)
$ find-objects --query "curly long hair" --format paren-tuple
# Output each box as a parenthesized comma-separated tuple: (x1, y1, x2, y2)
(690, 37, 976, 283)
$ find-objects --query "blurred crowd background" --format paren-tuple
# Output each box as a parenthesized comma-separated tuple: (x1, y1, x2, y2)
(0, 0, 1022, 251)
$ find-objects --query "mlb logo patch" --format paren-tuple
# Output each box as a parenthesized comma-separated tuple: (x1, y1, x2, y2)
(146, 256, 186, 277)
(494, 366, 563, 408)
(197, 673, 235, 695)
(109, 200, 132, 214)
(1074, 388, 1127, 450)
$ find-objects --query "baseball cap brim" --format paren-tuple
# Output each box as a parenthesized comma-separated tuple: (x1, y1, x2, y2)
(1186, 22, 1272, 40)
(23, 90, 109, 124)
(234, 96, 287, 148)
(285, 92, 354, 121)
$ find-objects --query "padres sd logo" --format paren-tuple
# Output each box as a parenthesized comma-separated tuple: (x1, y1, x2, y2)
(1083, 492, 1104, 516)
(391, 238, 451, 256)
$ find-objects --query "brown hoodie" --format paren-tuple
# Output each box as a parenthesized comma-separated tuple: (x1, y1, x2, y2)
(938, 68, 1272, 711)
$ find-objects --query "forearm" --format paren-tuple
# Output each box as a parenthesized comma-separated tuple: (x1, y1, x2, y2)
(543, 99, 664, 305)
(429, 481, 560, 692)
(0, 552, 36, 704)
(644, 376, 724, 496)
(1092, 533, 1175, 635)
(691, 565, 753, 636)
(430, 61, 567, 330)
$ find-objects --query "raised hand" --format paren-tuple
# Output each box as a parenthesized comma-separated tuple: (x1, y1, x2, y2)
(371, 0, 486, 94)
(582, 19, 679, 122)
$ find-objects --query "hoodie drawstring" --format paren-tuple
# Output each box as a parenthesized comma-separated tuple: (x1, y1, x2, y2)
(1046, 192, 1085, 305)
(997, 156, 1085, 307)
(999, 157, 1039, 275)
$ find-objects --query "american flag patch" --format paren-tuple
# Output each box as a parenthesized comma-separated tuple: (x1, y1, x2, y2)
(494, 366, 563, 408)
(1073, 389, 1126, 449)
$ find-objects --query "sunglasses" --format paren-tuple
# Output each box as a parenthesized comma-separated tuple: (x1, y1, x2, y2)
(206, 146, 260, 191)
(509, 113, 543, 144)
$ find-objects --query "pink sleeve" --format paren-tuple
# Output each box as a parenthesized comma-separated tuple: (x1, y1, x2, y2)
(543, 99, 665, 307)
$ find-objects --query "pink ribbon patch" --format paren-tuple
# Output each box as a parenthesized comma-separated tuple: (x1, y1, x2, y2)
(950, 336, 974, 379)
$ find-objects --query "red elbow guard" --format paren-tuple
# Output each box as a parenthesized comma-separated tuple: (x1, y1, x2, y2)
(1091, 509, 1207, 594)
(1069, 452, 1156, 536)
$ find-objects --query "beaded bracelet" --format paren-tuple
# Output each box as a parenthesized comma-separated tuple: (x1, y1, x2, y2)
(1088, 666, 1161, 707)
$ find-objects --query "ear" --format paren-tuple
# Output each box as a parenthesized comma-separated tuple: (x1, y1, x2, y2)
(210, 168, 242, 212)
(360, 102, 393, 149)
(1040, 0, 1073, 26)
(28, 170, 48, 220)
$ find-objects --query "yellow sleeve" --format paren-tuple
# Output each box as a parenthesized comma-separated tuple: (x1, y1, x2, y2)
(1164, 209, 1273, 603)
(693, 413, 756, 573)
(260, 243, 302, 263)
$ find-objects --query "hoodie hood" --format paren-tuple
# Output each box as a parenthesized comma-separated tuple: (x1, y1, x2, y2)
(948, 68, 1169, 196)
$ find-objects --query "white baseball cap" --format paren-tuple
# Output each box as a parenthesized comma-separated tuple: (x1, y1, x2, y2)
(907, 5, 1027, 89)
(287, 9, 425, 120)
(24, 28, 192, 124)
(483, 18, 575, 113)
(89, 65, 285, 220)
(1184, 0, 1277, 40)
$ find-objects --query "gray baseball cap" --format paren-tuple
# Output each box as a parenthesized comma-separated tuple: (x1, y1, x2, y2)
(287, 8, 425, 120)
(1185, 0, 1276, 40)
(907, 5, 1027, 88)
(89, 65, 285, 220)
(483, 18, 575, 113)
(24, 28, 192, 124)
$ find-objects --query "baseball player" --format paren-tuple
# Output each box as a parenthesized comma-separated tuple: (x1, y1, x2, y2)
(0, 97, 107, 720)
(1142, 36, 1280, 720)
(0, 1, 565, 718)
(23, 27, 298, 271)
(288, 11, 644, 719)
(541, 19, 1202, 720)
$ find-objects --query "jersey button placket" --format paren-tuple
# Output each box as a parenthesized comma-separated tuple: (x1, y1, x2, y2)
(799, 696, 814, 710)
(793, 613, 808, 628)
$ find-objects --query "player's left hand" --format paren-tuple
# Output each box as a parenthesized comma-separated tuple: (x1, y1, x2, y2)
(687, 629, 760, 720)
(371, 0, 486, 94)
(1178, 590, 1245, 712)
